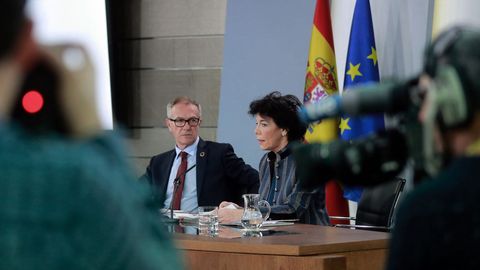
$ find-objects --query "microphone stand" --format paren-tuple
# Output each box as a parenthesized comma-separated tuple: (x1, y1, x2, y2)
(169, 177, 181, 220)
(169, 164, 197, 221)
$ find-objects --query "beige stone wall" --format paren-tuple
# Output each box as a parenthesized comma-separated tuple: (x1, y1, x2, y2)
(111, 0, 227, 175)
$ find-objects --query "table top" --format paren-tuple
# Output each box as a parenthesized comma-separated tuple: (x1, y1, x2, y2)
(173, 224, 390, 256)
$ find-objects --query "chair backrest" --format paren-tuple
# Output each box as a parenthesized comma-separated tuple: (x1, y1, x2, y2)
(355, 177, 406, 229)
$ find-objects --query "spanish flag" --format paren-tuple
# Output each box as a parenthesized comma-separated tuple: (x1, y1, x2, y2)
(304, 0, 349, 224)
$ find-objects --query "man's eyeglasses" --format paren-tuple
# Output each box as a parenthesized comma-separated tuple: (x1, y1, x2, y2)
(169, 117, 200, 127)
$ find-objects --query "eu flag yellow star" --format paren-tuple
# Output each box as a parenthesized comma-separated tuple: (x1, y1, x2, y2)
(367, 47, 377, 66)
(346, 63, 362, 82)
(339, 117, 351, 135)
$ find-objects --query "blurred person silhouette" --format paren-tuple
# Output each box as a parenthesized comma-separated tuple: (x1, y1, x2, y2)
(140, 96, 259, 213)
(0, 0, 181, 269)
(218, 91, 330, 225)
(387, 26, 480, 270)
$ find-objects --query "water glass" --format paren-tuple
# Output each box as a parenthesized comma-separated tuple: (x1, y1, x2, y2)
(198, 206, 219, 234)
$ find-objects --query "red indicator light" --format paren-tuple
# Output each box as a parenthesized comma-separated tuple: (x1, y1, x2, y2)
(22, 90, 44, 114)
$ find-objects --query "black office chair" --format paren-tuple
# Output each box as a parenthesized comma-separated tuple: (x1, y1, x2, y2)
(330, 177, 406, 232)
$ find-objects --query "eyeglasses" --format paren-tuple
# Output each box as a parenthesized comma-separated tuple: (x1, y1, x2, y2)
(169, 117, 200, 127)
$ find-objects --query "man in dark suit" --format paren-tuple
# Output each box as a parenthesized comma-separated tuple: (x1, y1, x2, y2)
(141, 96, 259, 212)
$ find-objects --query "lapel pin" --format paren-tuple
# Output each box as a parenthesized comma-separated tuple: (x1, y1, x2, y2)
(200, 151, 205, 157)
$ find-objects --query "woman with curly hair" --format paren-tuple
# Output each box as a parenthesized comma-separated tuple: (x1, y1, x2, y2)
(218, 91, 329, 225)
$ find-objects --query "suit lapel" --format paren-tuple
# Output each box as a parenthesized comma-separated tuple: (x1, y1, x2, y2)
(196, 138, 208, 201)
(159, 150, 176, 195)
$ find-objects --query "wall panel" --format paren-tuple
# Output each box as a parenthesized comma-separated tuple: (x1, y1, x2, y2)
(109, 0, 227, 171)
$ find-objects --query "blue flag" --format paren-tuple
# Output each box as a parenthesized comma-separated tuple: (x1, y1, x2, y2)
(340, 0, 385, 202)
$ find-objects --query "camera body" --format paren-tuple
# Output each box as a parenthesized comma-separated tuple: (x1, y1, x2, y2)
(294, 129, 410, 190)
(11, 57, 68, 134)
(9, 44, 100, 138)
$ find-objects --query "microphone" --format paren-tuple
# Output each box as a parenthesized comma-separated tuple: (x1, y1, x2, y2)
(169, 164, 197, 221)
(298, 78, 420, 124)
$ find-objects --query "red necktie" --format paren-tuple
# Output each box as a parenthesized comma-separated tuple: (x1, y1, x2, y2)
(172, 151, 188, 210)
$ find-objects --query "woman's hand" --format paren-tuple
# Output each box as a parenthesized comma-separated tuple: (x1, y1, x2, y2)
(218, 201, 243, 223)
(219, 201, 240, 209)
(218, 208, 243, 224)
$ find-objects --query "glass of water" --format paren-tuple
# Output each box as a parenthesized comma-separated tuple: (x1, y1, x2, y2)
(198, 206, 219, 235)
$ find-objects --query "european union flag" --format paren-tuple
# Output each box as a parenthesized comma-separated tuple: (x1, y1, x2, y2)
(341, 0, 385, 202)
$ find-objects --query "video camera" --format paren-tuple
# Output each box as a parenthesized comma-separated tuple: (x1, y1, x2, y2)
(9, 45, 100, 138)
(295, 26, 480, 189)
(294, 79, 426, 189)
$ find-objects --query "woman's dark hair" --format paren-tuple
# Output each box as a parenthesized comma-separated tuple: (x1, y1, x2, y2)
(249, 91, 307, 142)
(0, 0, 27, 59)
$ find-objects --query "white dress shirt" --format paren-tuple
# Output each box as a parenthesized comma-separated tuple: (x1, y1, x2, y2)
(163, 137, 199, 212)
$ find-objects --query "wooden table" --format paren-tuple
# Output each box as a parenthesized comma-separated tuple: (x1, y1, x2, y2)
(173, 224, 390, 270)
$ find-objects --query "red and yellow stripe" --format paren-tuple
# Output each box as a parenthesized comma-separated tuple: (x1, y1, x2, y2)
(304, 0, 339, 143)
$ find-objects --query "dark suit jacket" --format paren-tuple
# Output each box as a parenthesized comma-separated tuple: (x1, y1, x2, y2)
(142, 138, 259, 207)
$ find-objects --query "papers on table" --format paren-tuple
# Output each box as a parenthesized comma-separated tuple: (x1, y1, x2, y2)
(159, 209, 297, 227)
(160, 209, 198, 220)
(262, 220, 296, 227)
(221, 220, 296, 227)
